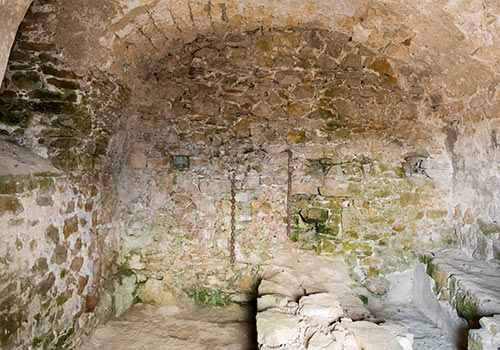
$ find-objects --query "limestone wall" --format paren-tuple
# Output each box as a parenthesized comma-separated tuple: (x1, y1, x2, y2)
(448, 101, 500, 262)
(114, 28, 457, 309)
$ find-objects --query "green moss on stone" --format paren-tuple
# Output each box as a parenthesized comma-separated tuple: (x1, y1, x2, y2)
(115, 265, 135, 284)
(11, 70, 41, 90)
(0, 312, 23, 346)
(426, 210, 447, 219)
(343, 230, 359, 239)
(0, 175, 17, 194)
(358, 295, 369, 305)
(0, 110, 31, 127)
(316, 222, 338, 235)
(51, 150, 78, 170)
(289, 130, 307, 143)
(38, 53, 62, 64)
(418, 254, 436, 278)
(299, 208, 329, 224)
(454, 292, 479, 326)
(399, 192, 420, 207)
(56, 293, 71, 306)
(31, 102, 76, 115)
(467, 338, 483, 350)
(55, 327, 74, 347)
(187, 286, 233, 307)
(28, 89, 77, 103)
(477, 218, 500, 235)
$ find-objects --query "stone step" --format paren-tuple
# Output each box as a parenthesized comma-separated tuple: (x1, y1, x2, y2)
(418, 248, 500, 326)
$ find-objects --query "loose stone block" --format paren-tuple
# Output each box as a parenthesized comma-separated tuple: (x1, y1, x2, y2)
(468, 315, 500, 350)
(256, 310, 301, 347)
(298, 293, 344, 324)
(307, 332, 341, 350)
(257, 294, 293, 312)
(342, 320, 412, 350)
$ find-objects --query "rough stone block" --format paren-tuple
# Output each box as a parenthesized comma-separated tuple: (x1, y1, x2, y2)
(468, 315, 500, 350)
(63, 215, 78, 238)
(307, 332, 341, 350)
(0, 196, 23, 215)
(298, 293, 343, 324)
(127, 150, 147, 169)
(256, 310, 300, 347)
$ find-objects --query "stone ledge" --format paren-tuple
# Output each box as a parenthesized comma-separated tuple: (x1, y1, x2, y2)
(418, 248, 500, 327)
(0, 139, 62, 176)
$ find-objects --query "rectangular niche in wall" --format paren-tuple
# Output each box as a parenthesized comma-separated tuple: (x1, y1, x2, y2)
(171, 155, 189, 169)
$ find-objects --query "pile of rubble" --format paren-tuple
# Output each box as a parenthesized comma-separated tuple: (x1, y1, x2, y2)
(256, 251, 414, 350)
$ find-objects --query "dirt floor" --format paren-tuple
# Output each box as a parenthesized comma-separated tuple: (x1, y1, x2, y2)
(77, 303, 257, 350)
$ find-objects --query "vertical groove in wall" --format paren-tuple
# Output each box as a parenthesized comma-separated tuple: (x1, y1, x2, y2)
(230, 170, 236, 264)
(287, 149, 292, 238)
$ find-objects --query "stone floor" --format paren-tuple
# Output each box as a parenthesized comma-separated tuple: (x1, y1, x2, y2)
(369, 269, 457, 350)
(77, 303, 257, 350)
(378, 302, 457, 350)
(77, 300, 456, 350)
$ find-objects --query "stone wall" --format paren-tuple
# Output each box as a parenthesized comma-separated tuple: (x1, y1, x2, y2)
(0, 142, 105, 349)
(447, 98, 500, 262)
(0, 1, 129, 348)
(1, 0, 499, 343)
(115, 28, 456, 310)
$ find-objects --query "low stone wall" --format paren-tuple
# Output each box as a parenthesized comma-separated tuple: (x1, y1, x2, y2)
(415, 249, 500, 348)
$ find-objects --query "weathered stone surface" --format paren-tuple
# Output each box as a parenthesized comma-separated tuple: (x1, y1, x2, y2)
(418, 248, 500, 328)
(298, 293, 343, 324)
(342, 320, 412, 350)
(191, 95, 219, 116)
(78, 303, 255, 350)
(3, 0, 500, 348)
(137, 279, 176, 307)
(63, 215, 79, 238)
(257, 294, 293, 312)
(307, 332, 341, 350)
(468, 315, 500, 350)
(256, 310, 301, 347)
(127, 150, 147, 168)
(0, 0, 32, 89)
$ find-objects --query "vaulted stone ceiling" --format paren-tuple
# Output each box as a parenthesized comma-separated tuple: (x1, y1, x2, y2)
(3, 0, 500, 100)
(49, 1, 500, 96)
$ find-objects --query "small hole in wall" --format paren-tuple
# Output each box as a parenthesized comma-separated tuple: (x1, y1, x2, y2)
(171, 155, 189, 169)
